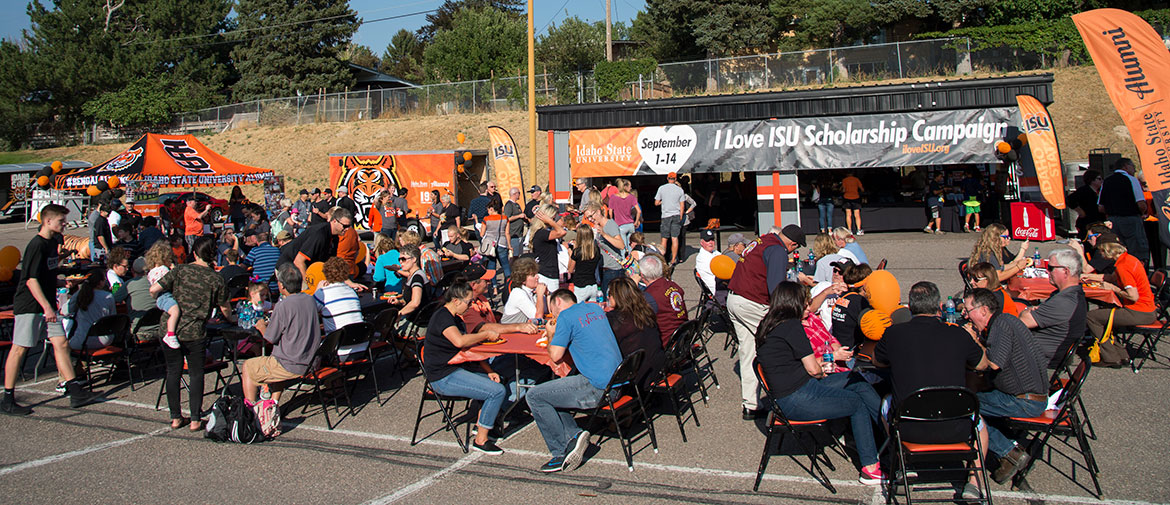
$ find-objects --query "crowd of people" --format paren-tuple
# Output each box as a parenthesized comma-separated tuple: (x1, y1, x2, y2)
(0, 166, 1146, 498)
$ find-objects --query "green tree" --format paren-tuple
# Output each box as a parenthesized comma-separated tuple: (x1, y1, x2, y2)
(83, 75, 218, 127)
(423, 7, 525, 82)
(340, 43, 381, 69)
(382, 29, 425, 83)
(770, 0, 880, 49)
(418, 0, 523, 42)
(0, 40, 48, 149)
(691, 0, 776, 56)
(537, 16, 605, 102)
(231, 0, 358, 101)
(629, 0, 704, 61)
(22, 0, 232, 129)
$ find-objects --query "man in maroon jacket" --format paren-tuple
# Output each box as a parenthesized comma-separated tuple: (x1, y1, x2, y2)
(727, 224, 808, 419)
(636, 255, 687, 347)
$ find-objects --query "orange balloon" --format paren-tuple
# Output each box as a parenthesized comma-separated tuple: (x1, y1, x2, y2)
(50, 161, 62, 173)
(86, 186, 101, 196)
(996, 141, 1011, 154)
(302, 262, 326, 295)
(1017, 133, 1028, 145)
(462, 151, 473, 161)
(457, 166, 465, 173)
(0, 266, 12, 283)
(710, 254, 736, 280)
(456, 132, 466, 144)
(36, 175, 50, 187)
(859, 270, 900, 314)
(107, 176, 120, 188)
(0, 245, 20, 270)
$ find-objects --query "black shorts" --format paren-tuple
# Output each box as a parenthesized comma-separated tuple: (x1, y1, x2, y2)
(926, 205, 941, 219)
(842, 199, 861, 210)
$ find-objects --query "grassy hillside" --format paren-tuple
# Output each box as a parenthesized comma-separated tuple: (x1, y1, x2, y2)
(13, 65, 1135, 200)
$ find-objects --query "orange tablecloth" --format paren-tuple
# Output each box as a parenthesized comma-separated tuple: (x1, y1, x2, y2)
(1008, 277, 1120, 306)
(450, 332, 570, 377)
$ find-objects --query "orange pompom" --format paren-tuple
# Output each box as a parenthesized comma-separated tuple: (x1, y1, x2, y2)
(456, 132, 466, 144)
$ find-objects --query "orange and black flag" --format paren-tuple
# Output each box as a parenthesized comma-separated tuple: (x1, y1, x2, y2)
(1073, 8, 1170, 247)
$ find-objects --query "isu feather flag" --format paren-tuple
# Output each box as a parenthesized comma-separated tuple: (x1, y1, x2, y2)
(1073, 9, 1170, 247)
(488, 126, 524, 193)
(1016, 95, 1065, 209)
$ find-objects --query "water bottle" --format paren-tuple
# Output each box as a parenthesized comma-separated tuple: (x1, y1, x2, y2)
(807, 250, 816, 269)
(822, 352, 835, 374)
(1033, 247, 1041, 262)
(944, 296, 957, 323)
(56, 287, 68, 311)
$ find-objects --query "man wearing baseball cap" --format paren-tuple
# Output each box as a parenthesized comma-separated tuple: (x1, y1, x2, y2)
(694, 229, 721, 294)
(654, 172, 687, 264)
(723, 232, 749, 262)
(727, 224, 810, 419)
(524, 185, 543, 222)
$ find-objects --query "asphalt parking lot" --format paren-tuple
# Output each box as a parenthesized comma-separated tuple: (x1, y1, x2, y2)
(1, 224, 1168, 504)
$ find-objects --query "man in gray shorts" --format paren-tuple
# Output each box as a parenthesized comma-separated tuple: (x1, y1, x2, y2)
(2, 204, 99, 415)
(655, 172, 687, 264)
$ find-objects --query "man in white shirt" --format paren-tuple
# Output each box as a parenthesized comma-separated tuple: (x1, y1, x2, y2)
(694, 229, 720, 294)
(654, 172, 687, 265)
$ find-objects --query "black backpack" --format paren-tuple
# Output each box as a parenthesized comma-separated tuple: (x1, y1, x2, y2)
(205, 394, 264, 444)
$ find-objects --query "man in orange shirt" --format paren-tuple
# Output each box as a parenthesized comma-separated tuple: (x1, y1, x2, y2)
(841, 172, 865, 235)
(184, 196, 211, 249)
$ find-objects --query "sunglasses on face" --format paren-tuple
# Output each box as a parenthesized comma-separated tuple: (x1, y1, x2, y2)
(999, 234, 1011, 239)
(1046, 265, 1067, 272)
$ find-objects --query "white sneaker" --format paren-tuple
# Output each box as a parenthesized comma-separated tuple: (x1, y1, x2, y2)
(162, 333, 180, 349)
(856, 229, 864, 236)
(924, 226, 934, 234)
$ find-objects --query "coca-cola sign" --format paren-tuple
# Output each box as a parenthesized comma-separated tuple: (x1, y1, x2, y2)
(1010, 202, 1056, 241)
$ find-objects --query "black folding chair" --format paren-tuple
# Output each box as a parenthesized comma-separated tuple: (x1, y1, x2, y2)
(1048, 337, 1097, 441)
(885, 387, 991, 505)
(335, 322, 381, 406)
(1007, 360, 1102, 498)
(688, 309, 720, 398)
(73, 314, 131, 389)
(369, 307, 409, 392)
(284, 328, 352, 430)
(752, 360, 845, 493)
(1116, 268, 1169, 372)
(126, 308, 164, 391)
(571, 349, 658, 471)
(226, 273, 253, 304)
(410, 346, 473, 452)
(649, 331, 701, 442)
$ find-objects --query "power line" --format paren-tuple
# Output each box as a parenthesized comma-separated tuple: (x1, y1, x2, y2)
(125, 0, 439, 46)
(140, 9, 438, 51)
(539, 0, 574, 33)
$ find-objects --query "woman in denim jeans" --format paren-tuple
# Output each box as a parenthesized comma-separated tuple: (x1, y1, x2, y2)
(755, 282, 884, 485)
(421, 282, 508, 454)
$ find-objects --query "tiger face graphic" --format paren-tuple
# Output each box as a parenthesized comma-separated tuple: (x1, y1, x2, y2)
(337, 155, 401, 230)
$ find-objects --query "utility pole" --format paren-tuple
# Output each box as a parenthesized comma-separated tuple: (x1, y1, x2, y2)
(605, 0, 613, 61)
(527, 0, 536, 187)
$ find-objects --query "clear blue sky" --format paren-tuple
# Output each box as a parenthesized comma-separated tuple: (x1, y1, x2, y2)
(0, 0, 646, 54)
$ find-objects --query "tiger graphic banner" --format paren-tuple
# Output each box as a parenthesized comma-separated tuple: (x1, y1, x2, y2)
(1016, 95, 1065, 209)
(1073, 8, 1170, 247)
(487, 126, 524, 193)
(329, 152, 453, 231)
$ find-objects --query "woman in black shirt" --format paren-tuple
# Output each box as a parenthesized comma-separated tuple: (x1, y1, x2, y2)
(397, 246, 427, 321)
(422, 282, 507, 454)
(755, 282, 884, 485)
(606, 277, 665, 388)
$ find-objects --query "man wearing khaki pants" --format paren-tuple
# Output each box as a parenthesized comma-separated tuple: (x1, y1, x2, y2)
(726, 224, 808, 420)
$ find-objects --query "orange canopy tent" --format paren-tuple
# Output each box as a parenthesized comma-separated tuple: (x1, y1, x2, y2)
(55, 133, 274, 190)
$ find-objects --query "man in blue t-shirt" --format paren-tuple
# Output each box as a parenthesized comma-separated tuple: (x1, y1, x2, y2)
(525, 289, 621, 474)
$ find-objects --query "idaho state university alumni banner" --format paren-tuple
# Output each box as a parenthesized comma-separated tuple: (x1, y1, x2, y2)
(568, 107, 1018, 177)
(1073, 8, 1170, 247)
(488, 126, 524, 193)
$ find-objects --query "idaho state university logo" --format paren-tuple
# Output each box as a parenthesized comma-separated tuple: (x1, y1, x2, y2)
(337, 155, 401, 230)
(99, 148, 143, 173)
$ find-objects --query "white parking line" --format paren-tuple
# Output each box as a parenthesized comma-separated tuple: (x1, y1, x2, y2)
(15, 387, 1165, 505)
(362, 452, 483, 505)
(0, 427, 169, 477)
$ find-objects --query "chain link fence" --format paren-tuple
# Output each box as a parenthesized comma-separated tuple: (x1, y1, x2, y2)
(51, 36, 1096, 146)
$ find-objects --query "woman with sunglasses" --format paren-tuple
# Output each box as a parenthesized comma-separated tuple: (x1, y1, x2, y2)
(1082, 241, 1155, 366)
(421, 281, 507, 454)
(396, 246, 427, 321)
(969, 223, 1030, 283)
(966, 262, 1021, 316)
